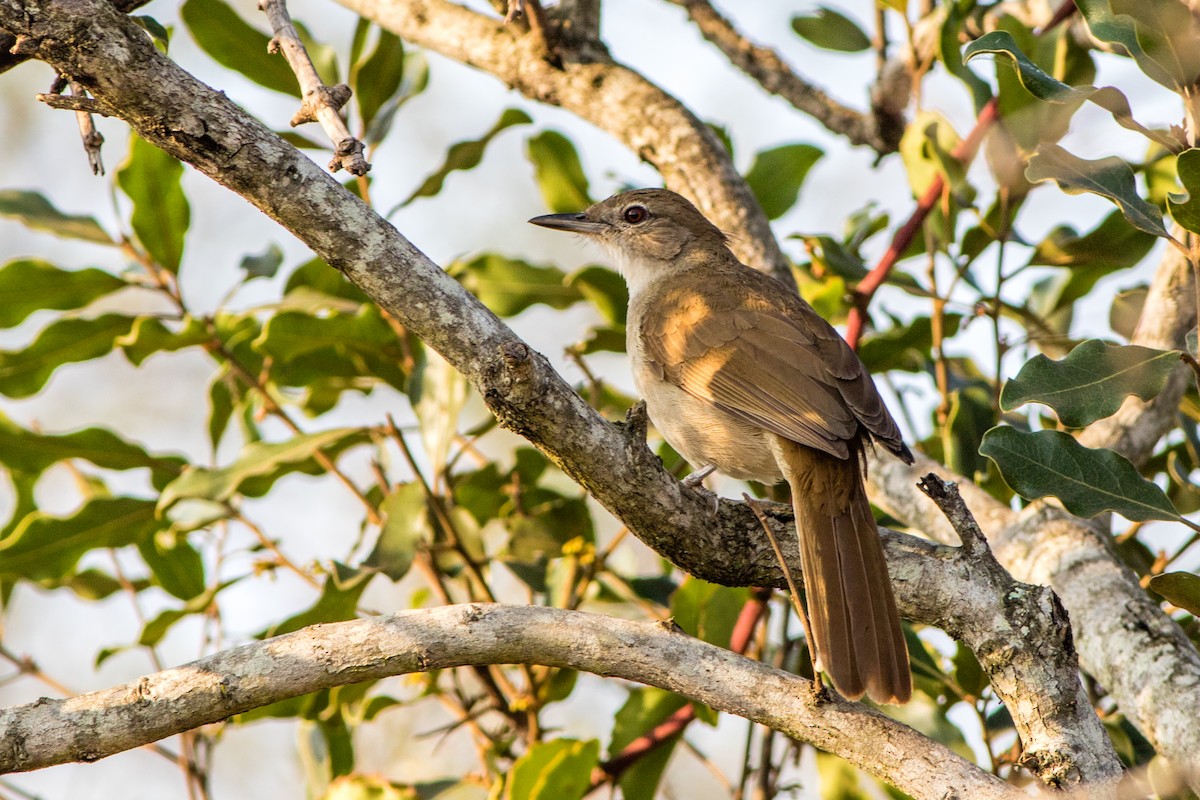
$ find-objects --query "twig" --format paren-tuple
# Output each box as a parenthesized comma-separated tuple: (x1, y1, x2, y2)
(70, 81, 105, 174)
(914, 474, 991, 558)
(259, 0, 370, 175)
(34, 92, 112, 116)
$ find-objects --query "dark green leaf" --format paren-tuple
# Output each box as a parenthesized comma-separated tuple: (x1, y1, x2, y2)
(1076, 0, 1177, 90)
(450, 253, 582, 317)
(240, 244, 284, 280)
(158, 427, 372, 511)
(952, 643, 988, 698)
(139, 532, 206, 600)
(1148, 571, 1200, 616)
(0, 411, 185, 489)
(117, 135, 191, 273)
(181, 0, 299, 96)
(507, 738, 600, 800)
(745, 144, 823, 220)
(132, 15, 171, 51)
(1026, 144, 1169, 239)
(0, 314, 136, 398)
(118, 315, 211, 367)
(264, 562, 374, 637)
(1027, 210, 1154, 298)
(859, 315, 962, 374)
(0, 497, 160, 581)
(794, 234, 868, 282)
(980, 427, 1180, 521)
(526, 131, 592, 213)
(139, 582, 224, 646)
(791, 7, 871, 52)
(207, 371, 237, 452)
(1000, 340, 1179, 427)
(0, 190, 114, 244)
(400, 109, 532, 207)
(939, 2, 992, 110)
(0, 259, 126, 329)
(366, 483, 431, 581)
(1109, 0, 1200, 91)
(943, 385, 995, 479)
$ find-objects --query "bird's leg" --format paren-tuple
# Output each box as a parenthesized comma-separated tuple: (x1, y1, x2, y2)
(743, 493, 826, 701)
(682, 464, 719, 513)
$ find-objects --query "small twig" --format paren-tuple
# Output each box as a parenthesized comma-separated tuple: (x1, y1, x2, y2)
(259, 0, 370, 175)
(742, 494, 817, 665)
(504, 0, 524, 23)
(70, 80, 105, 174)
(915, 474, 991, 558)
(35, 92, 112, 116)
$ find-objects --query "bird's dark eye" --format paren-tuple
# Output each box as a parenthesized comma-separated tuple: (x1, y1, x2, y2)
(623, 205, 649, 224)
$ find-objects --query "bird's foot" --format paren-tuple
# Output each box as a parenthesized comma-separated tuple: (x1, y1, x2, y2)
(682, 465, 720, 514)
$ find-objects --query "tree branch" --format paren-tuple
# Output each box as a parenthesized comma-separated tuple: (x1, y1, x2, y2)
(666, 0, 905, 156)
(0, 604, 1024, 800)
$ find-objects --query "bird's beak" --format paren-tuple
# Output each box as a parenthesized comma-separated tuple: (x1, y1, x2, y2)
(528, 213, 607, 235)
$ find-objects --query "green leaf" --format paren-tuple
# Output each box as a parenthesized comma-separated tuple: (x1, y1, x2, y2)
(132, 15, 171, 52)
(117, 135, 191, 274)
(264, 562, 375, 637)
(609, 687, 687, 800)
(0, 259, 126, 329)
(365, 483, 431, 581)
(354, 30, 405, 131)
(1075, 0, 1177, 90)
(0, 314, 136, 398)
(1028, 208, 1153, 279)
(0, 190, 114, 244)
(0, 411, 185, 489)
(1025, 144, 1169, 239)
(399, 109, 532, 207)
(858, 314, 962, 373)
(408, 348, 469, 481)
(117, 315, 211, 367)
(1108, 0, 1200, 91)
(158, 427, 372, 511)
(526, 131, 592, 213)
(507, 739, 599, 800)
(139, 531, 206, 600)
(899, 111, 962, 197)
(670, 577, 749, 648)
(140, 582, 224, 646)
(791, 7, 871, 52)
(744, 144, 823, 220)
(1168, 148, 1200, 234)
(450, 253, 582, 317)
(943, 385, 996, 479)
(1147, 571, 1200, 616)
(285, 257, 371, 305)
(240, 244, 284, 280)
(566, 266, 627, 326)
(181, 0, 299, 96)
(979, 427, 1181, 521)
(1000, 340, 1179, 427)
(0, 497, 160, 581)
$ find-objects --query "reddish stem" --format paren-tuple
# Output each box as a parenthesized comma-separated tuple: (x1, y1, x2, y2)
(846, 97, 1000, 349)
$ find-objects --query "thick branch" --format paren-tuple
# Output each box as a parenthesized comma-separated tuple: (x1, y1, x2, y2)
(0, 605, 1022, 800)
(335, 0, 795, 287)
(666, 0, 904, 155)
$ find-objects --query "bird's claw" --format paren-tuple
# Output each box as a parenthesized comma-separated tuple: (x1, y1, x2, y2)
(682, 465, 720, 514)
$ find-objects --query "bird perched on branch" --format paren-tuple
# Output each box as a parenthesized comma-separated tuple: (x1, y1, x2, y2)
(531, 188, 913, 704)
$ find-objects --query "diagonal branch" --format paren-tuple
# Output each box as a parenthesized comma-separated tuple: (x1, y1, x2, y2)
(666, 0, 905, 156)
(0, 604, 1024, 800)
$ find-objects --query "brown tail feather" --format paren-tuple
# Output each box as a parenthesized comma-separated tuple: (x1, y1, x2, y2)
(778, 437, 911, 704)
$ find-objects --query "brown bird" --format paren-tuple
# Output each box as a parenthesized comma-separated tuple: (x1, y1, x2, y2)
(530, 189, 913, 704)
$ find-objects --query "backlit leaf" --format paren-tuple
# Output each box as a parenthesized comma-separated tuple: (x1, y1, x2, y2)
(1000, 340, 1179, 427)
(264, 562, 375, 637)
(0, 259, 125, 329)
(117, 135, 191, 274)
(365, 483, 431, 581)
(526, 131, 592, 213)
(117, 315, 211, 367)
(0, 497, 160, 582)
(0, 314, 136, 398)
(1168, 148, 1200, 234)
(609, 687, 686, 800)
(354, 29, 406, 132)
(1147, 571, 1200, 616)
(0, 191, 113, 244)
(791, 7, 871, 52)
(450, 253, 582, 317)
(400, 108, 532, 207)
(181, 0, 299, 96)
(507, 738, 599, 800)
(745, 144, 823, 219)
(980, 427, 1180, 521)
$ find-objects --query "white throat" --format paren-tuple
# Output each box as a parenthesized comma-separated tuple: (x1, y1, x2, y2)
(597, 241, 676, 299)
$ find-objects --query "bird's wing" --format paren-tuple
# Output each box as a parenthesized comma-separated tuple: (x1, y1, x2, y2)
(641, 272, 905, 460)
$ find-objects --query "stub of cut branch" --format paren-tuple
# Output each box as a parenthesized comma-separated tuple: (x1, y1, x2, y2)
(70, 80, 105, 175)
(259, 0, 369, 176)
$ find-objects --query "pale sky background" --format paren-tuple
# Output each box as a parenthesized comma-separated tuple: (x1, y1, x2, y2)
(0, 1, 1189, 798)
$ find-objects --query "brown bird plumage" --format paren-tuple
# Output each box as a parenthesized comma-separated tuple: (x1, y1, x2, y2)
(530, 189, 913, 703)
